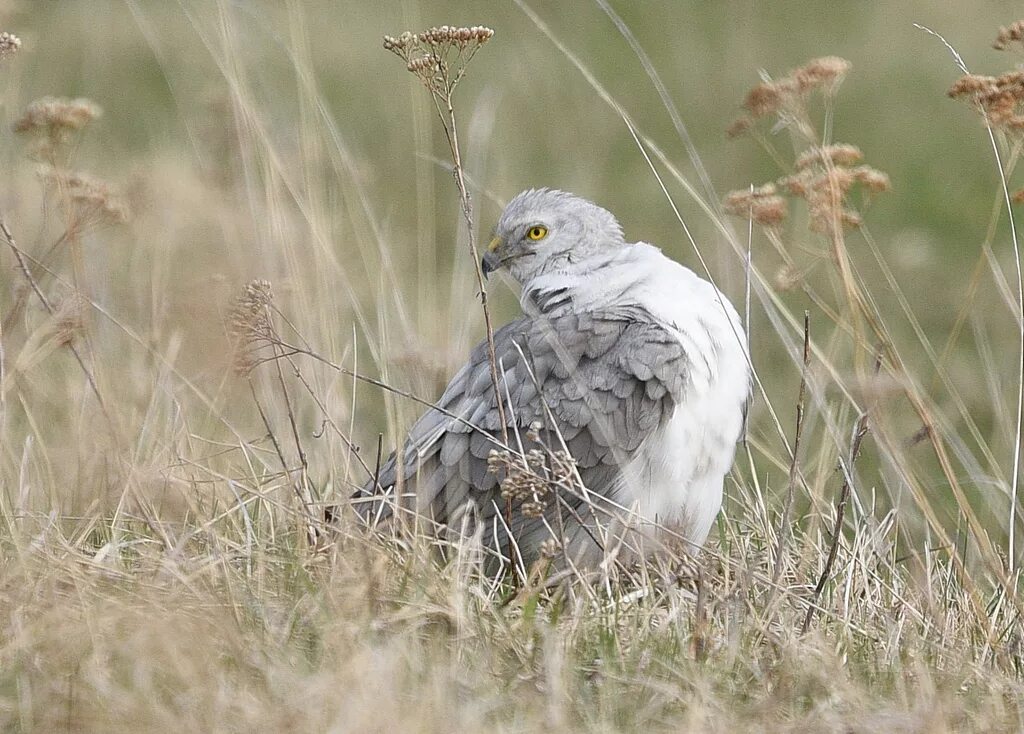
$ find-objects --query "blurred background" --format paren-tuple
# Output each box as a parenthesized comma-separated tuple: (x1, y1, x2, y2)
(1, 0, 1022, 562)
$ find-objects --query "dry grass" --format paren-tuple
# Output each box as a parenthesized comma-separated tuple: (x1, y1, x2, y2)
(1, 2, 1024, 732)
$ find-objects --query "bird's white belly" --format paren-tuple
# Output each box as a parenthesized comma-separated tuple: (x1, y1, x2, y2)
(621, 396, 743, 547)
(617, 309, 749, 549)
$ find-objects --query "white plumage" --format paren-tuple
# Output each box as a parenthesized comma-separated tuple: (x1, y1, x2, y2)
(523, 239, 750, 550)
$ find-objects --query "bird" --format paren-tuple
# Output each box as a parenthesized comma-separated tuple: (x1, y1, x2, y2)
(353, 189, 751, 568)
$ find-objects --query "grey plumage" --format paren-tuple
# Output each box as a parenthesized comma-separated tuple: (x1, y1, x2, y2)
(355, 303, 689, 560)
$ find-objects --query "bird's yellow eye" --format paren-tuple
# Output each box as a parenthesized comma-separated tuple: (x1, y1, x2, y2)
(527, 225, 548, 241)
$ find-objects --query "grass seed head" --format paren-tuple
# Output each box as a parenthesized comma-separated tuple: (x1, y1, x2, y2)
(227, 279, 275, 375)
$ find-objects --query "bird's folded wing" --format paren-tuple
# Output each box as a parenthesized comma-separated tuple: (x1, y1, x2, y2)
(360, 307, 690, 532)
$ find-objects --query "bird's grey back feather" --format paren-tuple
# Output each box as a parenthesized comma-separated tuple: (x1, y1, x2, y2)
(355, 301, 690, 561)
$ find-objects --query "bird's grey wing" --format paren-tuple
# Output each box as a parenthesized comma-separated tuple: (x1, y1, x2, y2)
(358, 308, 690, 555)
(358, 316, 535, 522)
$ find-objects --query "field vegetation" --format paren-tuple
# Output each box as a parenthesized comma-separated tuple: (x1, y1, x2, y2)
(1, 2, 1023, 731)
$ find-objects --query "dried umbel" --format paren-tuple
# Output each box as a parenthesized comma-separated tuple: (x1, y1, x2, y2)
(723, 184, 787, 228)
(729, 56, 851, 135)
(779, 162, 890, 235)
(948, 71, 1024, 131)
(724, 60, 889, 237)
(993, 20, 1024, 51)
(538, 538, 562, 560)
(40, 168, 130, 227)
(725, 155, 889, 236)
(227, 280, 276, 376)
(14, 96, 103, 161)
(54, 293, 88, 347)
(794, 143, 863, 170)
(0, 31, 20, 59)
(382, 25, 494, 97)
(773, 263, 804, 292)
(487, 443, 579, 521)
(15, 96, 101, 137)
(490, 448, 550, 518)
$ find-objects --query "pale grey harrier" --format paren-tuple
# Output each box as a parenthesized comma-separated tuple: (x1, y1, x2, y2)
(354, 189, 750, 566)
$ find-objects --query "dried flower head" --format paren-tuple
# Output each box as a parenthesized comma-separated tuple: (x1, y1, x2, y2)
(795, 164, 889, 234)
(994, 20, 1024, 51)
(792, 56, 851, 93)
(773, 264, 804, 292)
(1012, 188, 1024, 205)
(497, 449, 549, 518)
(0, 31, 20, 59)
(723, 184, 788, 228)
(486, 443, 581, 522)
(949, 71, 1024, 131)
(15, 96, 101, 136)
(538, 538, 562, 560)
(742, 81, 788, 118)
(727, 143, 889, 235)
(54, 292, 88, 347)
(725, 115, 753, 139)
(40, 168, 130, 227)
(728, 57, 852, 137)
(795, 144, 863, 170)
(227, 280, 276, 375)
(382, 24, 494, 97)
(14, 96, 103, 161)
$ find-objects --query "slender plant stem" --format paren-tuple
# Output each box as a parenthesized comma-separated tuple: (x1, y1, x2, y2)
(441, 95, 509, 444)
(0, 213, 110, 421)
(436, 88, 517, 571)
(802, 399, 871, 634)
(771, 312, 811, 594)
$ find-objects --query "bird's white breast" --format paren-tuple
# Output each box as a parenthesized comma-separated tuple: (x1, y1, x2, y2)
(609, 245, 750, 546)
(526, 243, 751, 550)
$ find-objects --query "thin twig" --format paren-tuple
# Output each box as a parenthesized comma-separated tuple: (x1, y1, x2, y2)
(373, 433, 384, 496)
(0, 213, 109, 419)
(771, 312, 811, 593)
(246, 378, 318, 545)
(801, 405, 871, 634)
(270, 341, 318, 545)
(693, 564, 708, 663)
(434, 56, 514, 568)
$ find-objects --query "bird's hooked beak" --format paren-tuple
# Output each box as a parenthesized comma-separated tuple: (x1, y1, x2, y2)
(481, 235, 502, 278)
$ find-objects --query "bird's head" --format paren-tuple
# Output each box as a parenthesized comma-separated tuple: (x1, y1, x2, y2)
(482, 189, 626, 285)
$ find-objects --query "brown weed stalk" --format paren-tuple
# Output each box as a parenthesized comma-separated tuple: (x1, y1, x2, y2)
(382, 25, 522, 566)
(940, 22, 1024, 574)
(724, 54, 1019, 622)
